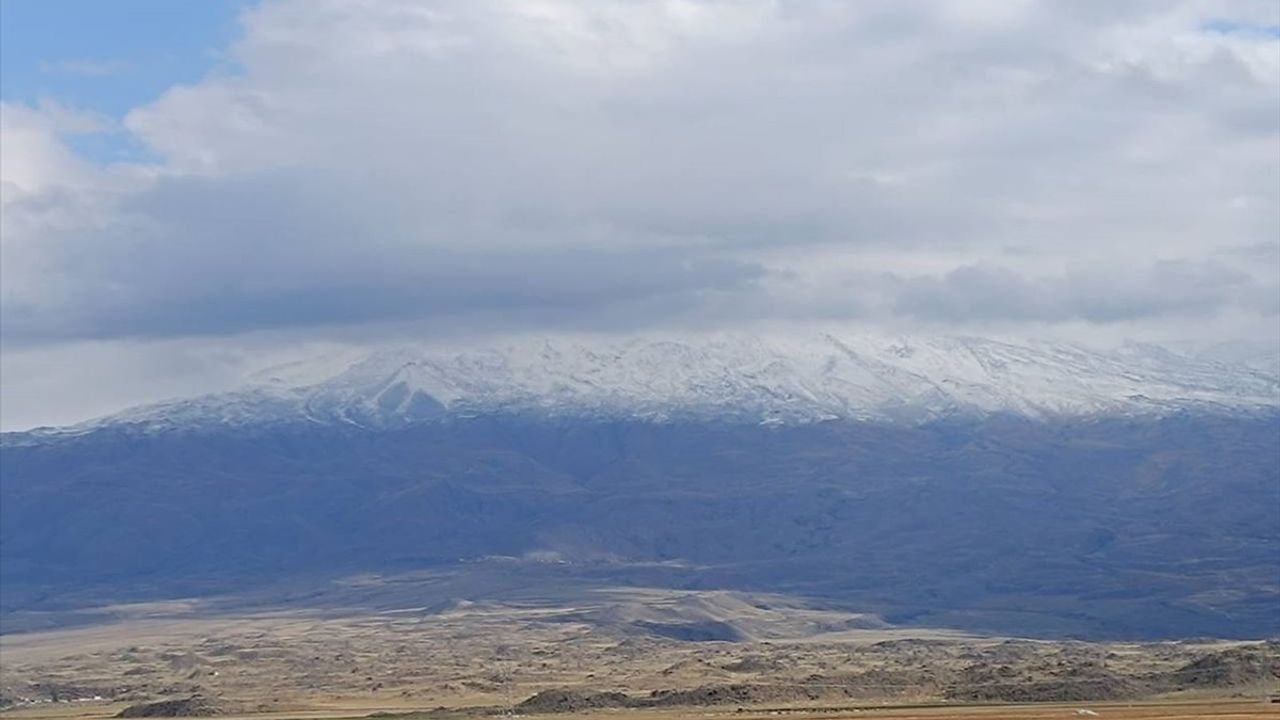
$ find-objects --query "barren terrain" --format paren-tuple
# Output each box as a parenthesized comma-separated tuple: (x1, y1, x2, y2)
(2, 585, 1276, 719)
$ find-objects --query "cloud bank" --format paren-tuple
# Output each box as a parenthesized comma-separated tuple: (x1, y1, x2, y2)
(2, 0, 1278, 427)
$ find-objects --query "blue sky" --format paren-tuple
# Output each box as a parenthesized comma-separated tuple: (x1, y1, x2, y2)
(0, 0, 249, 162)
(1202, 18, 1280, 37)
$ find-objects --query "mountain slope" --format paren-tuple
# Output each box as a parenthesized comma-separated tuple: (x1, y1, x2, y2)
(12, 333, 1278, 439)
(2, 333, 1277, 639)
(3, 413, 1278, 638)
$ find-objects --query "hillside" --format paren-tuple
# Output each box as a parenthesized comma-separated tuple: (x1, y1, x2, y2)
(2, 333, 1277, 639)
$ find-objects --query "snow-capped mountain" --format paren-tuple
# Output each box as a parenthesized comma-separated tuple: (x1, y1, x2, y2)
(5, 333, 1279, 639)
(15, 332, 1280, 438)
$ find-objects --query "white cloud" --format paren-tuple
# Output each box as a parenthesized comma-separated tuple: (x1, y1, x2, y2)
(0, 101, 102, 195)
(2, 0, 1278, 428)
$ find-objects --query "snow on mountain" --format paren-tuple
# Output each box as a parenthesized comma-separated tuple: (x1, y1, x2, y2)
(15, 332, 1280, 438)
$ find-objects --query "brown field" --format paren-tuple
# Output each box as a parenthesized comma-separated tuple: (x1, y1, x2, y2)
(2, 587, 1277, 720)
(2, 698, 1279, 720)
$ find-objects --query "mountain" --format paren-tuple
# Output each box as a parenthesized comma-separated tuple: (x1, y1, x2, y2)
(2, 332, 1278, 640)
(12, 333, 1279, 439)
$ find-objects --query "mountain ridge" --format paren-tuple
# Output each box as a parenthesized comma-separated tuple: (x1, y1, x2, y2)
(8, 332, 1278, 442)
(5, 331, 1277, 639)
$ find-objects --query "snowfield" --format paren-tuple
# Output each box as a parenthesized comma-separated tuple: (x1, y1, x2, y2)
(16, 332, 1280, 437)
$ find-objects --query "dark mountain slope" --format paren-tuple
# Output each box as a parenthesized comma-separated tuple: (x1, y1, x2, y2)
(2, 413, 1277, 639)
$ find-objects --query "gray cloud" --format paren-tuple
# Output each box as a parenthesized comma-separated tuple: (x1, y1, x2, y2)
(890, 261, 1277, 323)
(2, 0, 1278, 345)
(3, 171, 765, 342)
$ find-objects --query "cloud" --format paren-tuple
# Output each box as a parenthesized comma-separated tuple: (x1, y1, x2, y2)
(0, 334, 355, 430)
(0, 101, 104, 194)
(2, 0, 1278, 347)
(890, 261, 1278, 323)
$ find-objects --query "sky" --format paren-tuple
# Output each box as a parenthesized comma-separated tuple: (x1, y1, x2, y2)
(1, 0, 1278, 430)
